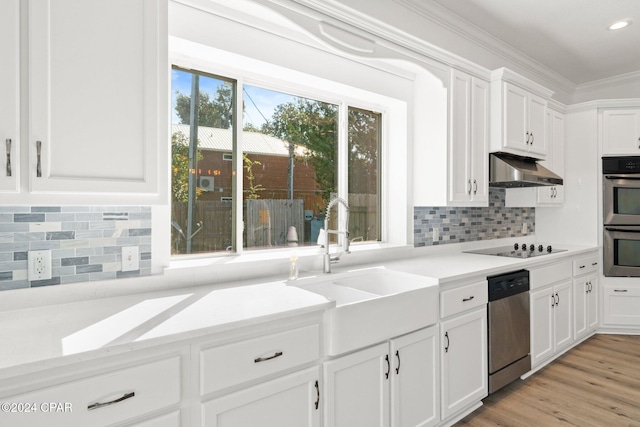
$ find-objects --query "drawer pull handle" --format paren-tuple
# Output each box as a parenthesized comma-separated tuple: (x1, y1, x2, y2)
(579, 265, 585, 269)
(314, 380, 320, 410)
(254, 351, 283, 363)
(87, 391, 135, 411)
(614, 289, 628, 293)
(395, 350, 401, 375)
(592, 262, 598, 266)
(462, 296, 475, 302)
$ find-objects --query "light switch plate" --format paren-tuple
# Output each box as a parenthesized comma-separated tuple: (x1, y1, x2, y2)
(122, 246, 139, 272)
(28, 250, 52, 281)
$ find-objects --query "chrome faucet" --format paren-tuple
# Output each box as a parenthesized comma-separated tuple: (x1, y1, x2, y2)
(322, 197, 350, 273)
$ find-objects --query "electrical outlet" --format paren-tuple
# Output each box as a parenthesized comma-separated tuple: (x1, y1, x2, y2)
(122, 246, 139, 272)
(432, 228, 439, 241)
(28, 250, 52, 281)
(522, 222, 528, 234)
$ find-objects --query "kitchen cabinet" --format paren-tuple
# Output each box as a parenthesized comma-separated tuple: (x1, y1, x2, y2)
(196, 317, 322, 427)
(504, 107, 565, 207)
(0, 350, 186, 427)
(602, 109, 640, 155)
(449, 69, 489, 206)
(573, 255, 599, 340)
(490, 68, 553, 160)
(4, 0, 167, 204)
(603, 285, 640, 326)
(530, 278, 573, 367)
(0, 0, 19, 193)
(439, 279, 487, 422)
(202, 366, 320, 427)
(323, 326, 439, 427)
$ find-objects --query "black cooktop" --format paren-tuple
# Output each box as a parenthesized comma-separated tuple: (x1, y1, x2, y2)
(464, 243, 567, 259)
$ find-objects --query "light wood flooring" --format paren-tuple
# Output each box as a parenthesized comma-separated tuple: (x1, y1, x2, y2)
(456, 334, 640, 427)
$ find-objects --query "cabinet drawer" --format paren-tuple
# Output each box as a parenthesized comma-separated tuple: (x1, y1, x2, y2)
(200, 324, 320, 395)
(440, 280, 488, 318)
(529, 261, 572, 290)
(3, 356, 181, 427)
(573, 256, 599, 276)
(603, 286, 640, 326)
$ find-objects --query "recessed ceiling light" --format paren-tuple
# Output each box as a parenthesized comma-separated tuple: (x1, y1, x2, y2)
(609, 20, 631, 30)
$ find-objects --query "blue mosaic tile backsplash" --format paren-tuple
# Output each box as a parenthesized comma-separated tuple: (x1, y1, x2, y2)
(0, 206, 152, 291)
(414, 188, 535, 247)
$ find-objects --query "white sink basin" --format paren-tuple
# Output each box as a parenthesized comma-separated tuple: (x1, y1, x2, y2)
(295, 269, 439, 356)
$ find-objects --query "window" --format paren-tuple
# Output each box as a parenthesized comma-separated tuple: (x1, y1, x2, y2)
(170, 66, 381, 256)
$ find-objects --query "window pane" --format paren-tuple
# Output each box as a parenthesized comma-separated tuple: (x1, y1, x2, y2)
(171, 67, 235, 255)
(348, 107, 381, 242)
(243, 85, 338, 249)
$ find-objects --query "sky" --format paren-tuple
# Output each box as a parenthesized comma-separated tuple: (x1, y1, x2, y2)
(171, 68, 298, 129)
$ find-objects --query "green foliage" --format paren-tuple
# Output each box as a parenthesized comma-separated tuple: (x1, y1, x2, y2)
(243, 154, 264, 200)
(174, 84, 234, 128)
(263, 98, 339, 203)
(171, 131, 202, 203)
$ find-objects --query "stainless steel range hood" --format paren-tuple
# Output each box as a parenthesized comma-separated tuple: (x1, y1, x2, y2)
(489, 153, 563, 188)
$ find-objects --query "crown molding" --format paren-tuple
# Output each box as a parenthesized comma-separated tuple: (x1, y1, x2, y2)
(575, 69, 640, 91)
(566, 98, 640, 113)
(391, 0, 576, 96)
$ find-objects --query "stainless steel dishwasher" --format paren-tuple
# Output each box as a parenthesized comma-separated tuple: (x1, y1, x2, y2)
(487, 269, 531, 394)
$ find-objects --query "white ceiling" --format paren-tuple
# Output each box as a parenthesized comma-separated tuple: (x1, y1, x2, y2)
(428, 0, 640, 85)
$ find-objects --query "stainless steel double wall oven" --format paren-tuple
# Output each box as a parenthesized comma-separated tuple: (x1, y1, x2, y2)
(603, 156, 640, 276)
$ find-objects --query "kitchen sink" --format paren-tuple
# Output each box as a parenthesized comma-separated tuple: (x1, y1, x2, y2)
(293, 269, 439, 356)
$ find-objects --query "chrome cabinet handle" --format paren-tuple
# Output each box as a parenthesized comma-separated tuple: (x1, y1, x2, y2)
(314, 380, 320, 410)
(614, 289, 628, 292)
(592, 262, 598, 266)
(444, 332, 450, 353)
(5, 139, 11, 177)
(385, 354, 390, 379)
(462, 296, 475, 302)
(555, 292, 559, 306)
(467, 179, 471, 195)
(586, 282, 589, 293)
(395, 350, 401, 375)
(473, 179, 477, 195)
(551, 294, 555, 307)
(36, 140, 42, 177)
(254, 351, 283, 363)
(87, 392, 135, 411)
(530, 132, 534, 145)
(526, 131, 530, 144)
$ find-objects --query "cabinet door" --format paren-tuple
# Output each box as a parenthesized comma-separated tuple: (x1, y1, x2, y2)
(530, 287, 554, 367)
(449, 70, 472, 204)
(390, 326, 439, 427)
(603, 286, 640, 325)
(587, 275, 598, 332)
(324, 343, 389, 427)
(470, 77, 489, 204)
(553, 280, 573, 352)
(202, 366, 320, 427)
(573, 278, 588, 340)
(28, 0, 166, 201)
(503, 83, 529, 153)
(602, 109, 640, 155)
(128, 410, 181, 427)
(440, 307, 487, 420)
(0, 0, 19, 193)
(527, 93, 548, 157)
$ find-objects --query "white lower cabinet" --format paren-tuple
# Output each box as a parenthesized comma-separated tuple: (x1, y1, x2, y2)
(603, 285, 640, 326)
(440, 307, 487, 421)
(0, 352, 185, 427)
(573, 274, 598, 340)
(201, 366, 320, 427)
(323, 326, 439, 427)
(530, 280, 572, 367)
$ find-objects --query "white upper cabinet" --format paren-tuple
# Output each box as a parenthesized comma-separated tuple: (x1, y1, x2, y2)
(12, 0, 168, 204)
(449, 69, 489, 206)
(602, 109, 640, 155)
(490, 68, 553, 160)
(0, 0, 19, 193)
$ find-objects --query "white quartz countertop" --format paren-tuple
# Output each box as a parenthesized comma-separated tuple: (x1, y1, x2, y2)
(0, 240, 599, 380)
(0, 280, 334, 380)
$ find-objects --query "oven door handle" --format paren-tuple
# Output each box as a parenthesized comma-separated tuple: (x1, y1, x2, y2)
(604, 175, 640, 180)
(605, 226, 640, 233)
